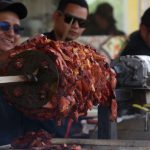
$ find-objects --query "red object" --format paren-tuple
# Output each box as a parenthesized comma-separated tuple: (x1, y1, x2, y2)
(4, 35, 117, 125)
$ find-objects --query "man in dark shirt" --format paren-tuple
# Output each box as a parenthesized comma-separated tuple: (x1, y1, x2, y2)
(117, 8, 150, 118)
(0, 0, 41, 145)
(121, 7, 150, 56)
(44, 0, 89, 41)
(42, 0, 89, 138)
(83, 2, 125, 36)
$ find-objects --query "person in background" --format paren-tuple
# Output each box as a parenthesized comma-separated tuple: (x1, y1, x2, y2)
(0, 0, 41, 145)
(0, 0, 27, 53)
(83, 2, 124, 36)
(117, 8, 150, 118)
(121, 7, 150, 56)
(44, 0, 89, 41)
(42, 0, 89, 138)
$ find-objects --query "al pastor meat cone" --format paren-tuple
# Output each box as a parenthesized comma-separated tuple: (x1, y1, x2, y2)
(1, 35, 117, 123)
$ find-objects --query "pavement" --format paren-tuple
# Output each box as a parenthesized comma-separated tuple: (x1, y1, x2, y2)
(86, 112, 150, 141)
(117, 114, 150, 140)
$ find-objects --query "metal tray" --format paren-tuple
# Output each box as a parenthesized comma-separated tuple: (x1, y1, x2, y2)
(1, 139, 150, 150)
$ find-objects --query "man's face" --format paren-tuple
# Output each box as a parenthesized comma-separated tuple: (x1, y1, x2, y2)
(54, 3, 88, 41)
(0, 11, 21, 53)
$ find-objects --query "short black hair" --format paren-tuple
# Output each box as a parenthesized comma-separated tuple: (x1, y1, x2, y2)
(141, 7, 150, 27)
(57, 0, 89, 13)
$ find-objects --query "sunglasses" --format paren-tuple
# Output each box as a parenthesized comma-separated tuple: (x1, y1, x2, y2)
(60, 11, 88, 28)
(0, 21, 24, 34)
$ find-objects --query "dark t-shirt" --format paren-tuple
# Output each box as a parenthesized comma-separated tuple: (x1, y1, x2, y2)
(0, 91, 23, 145)
(121, 31, 150, 56)
(0, 90, 41, 145)
(43, 30, 56, 41)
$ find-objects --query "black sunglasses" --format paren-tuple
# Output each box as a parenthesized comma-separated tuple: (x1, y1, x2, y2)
(60, 12, 88, 28)
(0, 21, 24, 34)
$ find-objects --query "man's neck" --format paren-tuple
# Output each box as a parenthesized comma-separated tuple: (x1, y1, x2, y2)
(54, 30, 72, 41)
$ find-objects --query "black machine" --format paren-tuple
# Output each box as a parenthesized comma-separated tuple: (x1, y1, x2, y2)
(111, 55, 150, 89)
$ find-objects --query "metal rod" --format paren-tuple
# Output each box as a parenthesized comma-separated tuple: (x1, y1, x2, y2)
(0, 74, 38, 85)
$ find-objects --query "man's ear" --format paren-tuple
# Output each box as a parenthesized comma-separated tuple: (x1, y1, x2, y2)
(53, 11, 61, 21)
(140, 24, 149, 44)
(140, 24, 147, 36)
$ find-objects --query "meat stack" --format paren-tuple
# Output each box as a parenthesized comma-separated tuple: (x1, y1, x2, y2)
(3, 35, 117, 123)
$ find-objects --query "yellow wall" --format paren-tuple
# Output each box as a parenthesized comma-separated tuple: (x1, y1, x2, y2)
(127, 0, 139, 34)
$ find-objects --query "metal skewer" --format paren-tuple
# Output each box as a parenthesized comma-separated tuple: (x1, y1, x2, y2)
(0, 74, 38, 85)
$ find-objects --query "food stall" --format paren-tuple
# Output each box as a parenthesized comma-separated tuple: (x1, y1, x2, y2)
(0, 35, 150, 150)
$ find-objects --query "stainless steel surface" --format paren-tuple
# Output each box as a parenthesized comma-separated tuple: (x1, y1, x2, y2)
(51, 138, 150, 146)
(1, 139, 150, 150)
